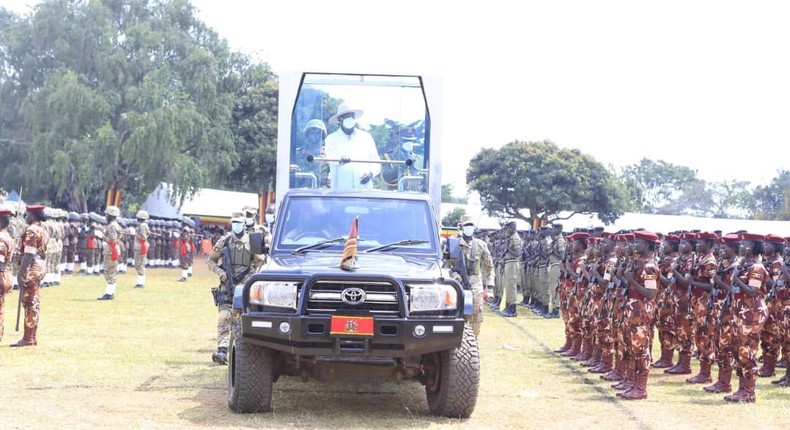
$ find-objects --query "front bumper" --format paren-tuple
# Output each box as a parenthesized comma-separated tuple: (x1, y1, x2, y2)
(241, 313, 466, 357)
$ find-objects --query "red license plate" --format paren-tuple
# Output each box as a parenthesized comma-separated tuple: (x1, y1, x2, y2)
(330, 316, 374, 337)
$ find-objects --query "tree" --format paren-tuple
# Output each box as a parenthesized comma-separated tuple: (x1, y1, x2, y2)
(442, 207, 465, 227)
(441, 184, 468, 204)
(466, 140, 626, 226)
(0, 0, 272, 211)
(750, 170, 790, 220)
(619, 158, 699, 213)
(659, 179, 752, 218)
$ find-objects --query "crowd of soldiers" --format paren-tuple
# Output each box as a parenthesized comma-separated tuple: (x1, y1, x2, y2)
(470, 222, 789, 402)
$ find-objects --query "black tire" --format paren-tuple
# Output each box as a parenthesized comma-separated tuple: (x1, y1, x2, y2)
(227, 318, 274, 413)
(425, 325, 480, 418)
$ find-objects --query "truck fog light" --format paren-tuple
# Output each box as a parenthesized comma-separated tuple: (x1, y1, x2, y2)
(279, 322, 292, 335)
(413, 324, 426, 338)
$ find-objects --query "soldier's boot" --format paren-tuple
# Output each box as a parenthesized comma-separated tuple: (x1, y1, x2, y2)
(10, 325, 37, 347)
(212, 347, 228, 365)
(704, 365, 732, 393)
(518, 295, 530, 307)
(572, 338, 593, 362)
(618, 369, 648, 400)
(651, 347, 675, 368)
(561, 337, 582, 358)
(501, 304, 518, 318)
(724, 373, 756, 403)
(686, 359, 713, 383)
(590, 351, 613, 374)
(544, 308, 560, 319)
(665, 351, 692, 375)
(581, 345, 601, 367)
(777, 357, 787, 368)
(772, 365, 788, 386)
(612, 360, 635, 390)
(601, 356, 625, 381)
(554, 334, 572, 353)
(489, 296, 501, 311)
(757, 354, 777, 377)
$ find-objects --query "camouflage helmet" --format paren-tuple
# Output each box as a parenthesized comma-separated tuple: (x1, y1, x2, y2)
(136, 210, 149, 220)
(105, 206, 121, 217)
(303, 119, 327, 139)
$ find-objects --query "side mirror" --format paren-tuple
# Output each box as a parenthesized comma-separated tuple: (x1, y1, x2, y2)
(445, 237, 462, 260)
(249, 232, 269, 255)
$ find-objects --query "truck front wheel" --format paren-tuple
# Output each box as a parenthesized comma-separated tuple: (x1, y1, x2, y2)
(423, 325, 480, 418)
(227, 319, 274, 413)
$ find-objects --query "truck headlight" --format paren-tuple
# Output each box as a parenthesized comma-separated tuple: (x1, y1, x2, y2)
(408, 284, 457, 312)
(249, 281, 298, 309)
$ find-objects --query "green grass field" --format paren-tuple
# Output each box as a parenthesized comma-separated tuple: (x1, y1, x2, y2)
(1, 257, 787, 429)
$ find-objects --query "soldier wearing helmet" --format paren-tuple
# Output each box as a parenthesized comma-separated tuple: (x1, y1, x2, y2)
(98, 206, 123, 300)
(291, 118, 330, 188)
(133, 210, 150, 288)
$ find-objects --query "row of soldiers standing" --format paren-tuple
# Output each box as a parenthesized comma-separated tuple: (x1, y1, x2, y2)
(553, 229, 789, 402)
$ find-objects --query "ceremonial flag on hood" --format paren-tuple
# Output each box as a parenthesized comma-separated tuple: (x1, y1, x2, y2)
(339, 217, 359, 271)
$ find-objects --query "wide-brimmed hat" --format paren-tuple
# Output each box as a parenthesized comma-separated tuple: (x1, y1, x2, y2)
(459, 214, 475, 226)
(329, 102, 364, 125)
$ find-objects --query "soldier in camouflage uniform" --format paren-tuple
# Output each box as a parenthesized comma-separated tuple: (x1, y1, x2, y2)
(97, 206, 123, 301)
(499, 221, 523, 317)
(614, 230, 659, 400)
(685, 232, 720, 384)
(724, 233, 770, 402)
(64, 212, 80, 274)
(534, 226, 554, 316)
(133, 210, 150, 288)
(42, 208, 59, 287)
(291, 119, 330, 189)
(207, 215, 265, 364)
(0, 207, 14, 343)
(10, 205, 48, 347)
(7, 203, 24, 290)
(451, 214, 494, 336)
(757, 234, 785, 378)
(546, 224, 567, 318)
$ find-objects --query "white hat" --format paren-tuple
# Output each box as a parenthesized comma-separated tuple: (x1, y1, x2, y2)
(329, 102, 364, 125)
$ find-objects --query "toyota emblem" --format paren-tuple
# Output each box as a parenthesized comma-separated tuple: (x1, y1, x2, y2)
(341, 287, 366, 305)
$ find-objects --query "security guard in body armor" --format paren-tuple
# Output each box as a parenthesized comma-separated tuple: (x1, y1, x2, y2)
(206, 214, 266, 365)
(451, 214, 494, 336)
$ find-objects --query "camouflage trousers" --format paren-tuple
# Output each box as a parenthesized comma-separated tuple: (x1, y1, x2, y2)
(0, 290, 5, 341)
(103, 253, 118, 284)
(668, 287, 694, 353)
(134, 250, 146, 276)
(558, 278, 572, 337)
(782, 298, 790, 364)
(469, 274, 484, 336)
(65, 244, 76, 263)
(655, 289, 677, 352)
(730, 296, 768, 377)
(760, 298, 784, 362)
(597, 291, 616, 356)
(566, 285, 587, 338)
(179, 255, 190, 270)
(502, 260, 520, 306)
(691, 292, 716, 363)
(18, 258, 44, 330)
(625, 298, 655, 373)
(612, 293, 626, 361)
(218, 303, 232, 349)
(717, 307, 737, 368)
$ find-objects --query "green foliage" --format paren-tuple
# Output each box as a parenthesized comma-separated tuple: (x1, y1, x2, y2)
(750, 170, 790, 220)
(0, 0, 276, 211)
(618, 158, 699, 213)
(467, 140, 626, 225)
(442, 206, 466, 227)
(441, 184, 468, 204)
(659, 179, 753, 218)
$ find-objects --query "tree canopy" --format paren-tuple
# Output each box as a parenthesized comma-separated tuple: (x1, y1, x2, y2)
(0, 0, 277, 211)
(466, 140, 626, 226)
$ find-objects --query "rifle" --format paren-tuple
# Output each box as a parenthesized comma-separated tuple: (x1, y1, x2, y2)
(705, 259, 725, 331)
(685, 253, 697, 315)
(211, 239, 237, 307)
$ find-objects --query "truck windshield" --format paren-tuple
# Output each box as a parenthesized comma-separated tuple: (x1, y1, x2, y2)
(275, 196, 437, 254)
(289, 73, 430, 193)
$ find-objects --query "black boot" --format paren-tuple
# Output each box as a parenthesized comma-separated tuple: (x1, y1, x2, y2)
(501, 304, 518, 318)
(544, 307, 560, 319)
(212, 347, 228, 365)
(489, 296, 501, 310)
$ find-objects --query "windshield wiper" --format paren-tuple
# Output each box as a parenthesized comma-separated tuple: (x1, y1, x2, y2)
(292, 237, 349, 255)
(365, 239, 429, 253)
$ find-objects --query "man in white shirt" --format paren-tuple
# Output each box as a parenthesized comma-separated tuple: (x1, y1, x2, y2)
(324, 103, 381, 190)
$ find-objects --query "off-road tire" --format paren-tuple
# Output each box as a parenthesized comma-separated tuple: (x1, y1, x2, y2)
(425, 325, 480, 418)
(227, 319, 274, 413)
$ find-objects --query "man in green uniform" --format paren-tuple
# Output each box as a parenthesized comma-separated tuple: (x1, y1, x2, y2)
(500, 221, 523, 317)
(97, 206, 123, 301)
(452, 214, 494, 336)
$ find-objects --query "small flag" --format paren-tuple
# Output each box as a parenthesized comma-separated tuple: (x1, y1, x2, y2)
(339, 216, 359, 271)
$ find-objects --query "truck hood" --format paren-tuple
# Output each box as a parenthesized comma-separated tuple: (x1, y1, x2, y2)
(265, 252, 441, 278)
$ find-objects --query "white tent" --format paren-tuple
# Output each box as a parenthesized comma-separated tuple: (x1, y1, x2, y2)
(141, 183, 259, 221)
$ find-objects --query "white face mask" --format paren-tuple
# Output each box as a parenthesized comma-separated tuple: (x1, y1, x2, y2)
(342, 117, 356, 129)
(401, 142, 413, 152)
(245, 217, 255, 227)
(231, 223, 244, 235)
(462, 226, 475, 237)
(265, 214, 275, 224)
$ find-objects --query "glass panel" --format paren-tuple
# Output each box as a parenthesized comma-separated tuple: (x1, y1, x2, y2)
(289, 73, 430, 192)
(276, 196, 436, 253)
